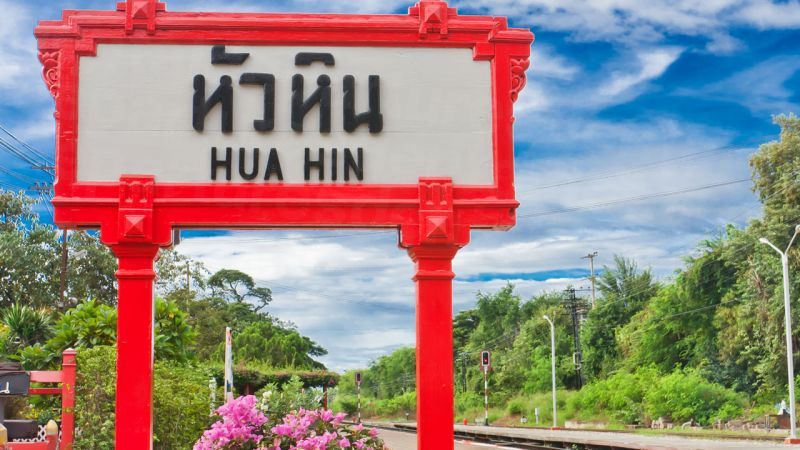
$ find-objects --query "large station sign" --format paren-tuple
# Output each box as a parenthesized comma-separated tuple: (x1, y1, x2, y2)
(36, 2, 533, 449)
(36, 0, 532, 242)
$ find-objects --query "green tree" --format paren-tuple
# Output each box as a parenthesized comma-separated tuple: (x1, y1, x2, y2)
(453, 309, 479, 355)
(66, 231, 117, 306)
(208, 269, 272, 312)
(500, 292, 576, 393)
(467, 284, 521, 352)
(155, 249, 209, 298)
(0, 190, 60, 308)
(232, 319, 326, 369)
(581, 256, 658, 380)
(19, 298, 195, 369)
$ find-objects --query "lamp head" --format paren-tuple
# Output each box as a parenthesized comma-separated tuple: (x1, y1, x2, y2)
(795, 225, 800, 236)
(759, 238, 769, 245)
(542, 314, 550, 321)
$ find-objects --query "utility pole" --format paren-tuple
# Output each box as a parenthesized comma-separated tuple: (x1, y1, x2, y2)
(461, 353, 467, 394)
(186, 261, 191, 293)
(581, 252, 598, 308)
(30, 182, 65, 306)
(60, 230, 68, 306)
(759, 225, 800, 444)
(563, 288, 588, 388)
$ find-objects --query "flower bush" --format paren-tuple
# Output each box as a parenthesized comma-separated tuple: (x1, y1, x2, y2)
(195, 396, 385, 450)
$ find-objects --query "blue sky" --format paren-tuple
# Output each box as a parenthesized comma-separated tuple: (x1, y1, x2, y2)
(1, 0, 799, 371)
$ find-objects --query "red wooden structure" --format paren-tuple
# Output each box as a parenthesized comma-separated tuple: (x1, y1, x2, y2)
(2, 350, 76, 450)
(35, 1, 533, 449)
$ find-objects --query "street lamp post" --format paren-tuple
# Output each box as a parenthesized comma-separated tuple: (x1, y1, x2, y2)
(760, 224, 800, 444)
(543, 315, 558, 429)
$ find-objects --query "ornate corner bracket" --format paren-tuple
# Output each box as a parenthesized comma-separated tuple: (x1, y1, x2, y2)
(510, 57, 530, 104)
(116, 0, 167, 34)
(39, 50, 60, 100)
(409, 1, 458, 38)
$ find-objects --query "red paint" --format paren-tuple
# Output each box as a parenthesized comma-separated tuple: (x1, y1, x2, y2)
(111, 243, 159, 450)
(34, 1, 532, 449)
(9, 350, 77, 450)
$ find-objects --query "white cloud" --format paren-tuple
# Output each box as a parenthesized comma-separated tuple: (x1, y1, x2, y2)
(598, 47, 683, 98)
(686, 56, 800, 114)
(734, 1, 800, 29)
(531, 46, 580, 81)
(455, 0, 800, 52)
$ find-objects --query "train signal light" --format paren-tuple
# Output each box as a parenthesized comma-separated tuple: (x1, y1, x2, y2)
(480, 350, 491, 370)
(355, 372, 362, 385)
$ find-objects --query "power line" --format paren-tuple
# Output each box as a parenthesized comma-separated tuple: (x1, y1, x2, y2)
(518, 178, 751, 219)
(0, 123, 53, 166)
(0, 136, 41, 166)
(519, 145, 750, 193)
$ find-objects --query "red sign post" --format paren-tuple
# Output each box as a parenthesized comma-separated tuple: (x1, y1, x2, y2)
(35, 1, 532, 448)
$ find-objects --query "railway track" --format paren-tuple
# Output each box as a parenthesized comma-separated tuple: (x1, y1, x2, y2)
(369, 422, 789, 450)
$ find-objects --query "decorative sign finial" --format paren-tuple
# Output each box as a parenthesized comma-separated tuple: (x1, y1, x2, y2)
(116, 0, 167, 34)
(409, 1, 457, 38)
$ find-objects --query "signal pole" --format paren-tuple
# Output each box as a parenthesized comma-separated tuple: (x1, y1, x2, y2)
(355, 372, 362, 424)
(581, 252, 598, 308)
(480, 350, 491, 426)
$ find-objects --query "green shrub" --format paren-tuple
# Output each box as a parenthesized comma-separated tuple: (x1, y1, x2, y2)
(374, 391, 416, 417)
(255, 375, 321, 420)
(153, 363, 213, 448)
(332, 394, 358, 416)
(74, 346, 115, 450)
(569, 367, 659, 424)
(73, 346, 212, 449)
(643, 368, 745, 425)
(455, 392, 483, 414)
(506, 396, 527, 416)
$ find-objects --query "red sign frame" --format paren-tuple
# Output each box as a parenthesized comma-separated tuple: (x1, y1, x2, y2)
(35, 1, 533, 449)
(36, 0, 531, 246)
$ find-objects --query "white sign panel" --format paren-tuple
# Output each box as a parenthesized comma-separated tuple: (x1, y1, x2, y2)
(77, 45, 494, 185)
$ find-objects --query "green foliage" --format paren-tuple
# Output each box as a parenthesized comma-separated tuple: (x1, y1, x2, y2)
(454, 392, 483, 415)
(208, 269, 272, 311)
(506, 397, 527, 416)
(155, 248, 209, 297)
(49, 300, 117, 351)
(468, 284, 522, 351)
(207, 365, 338, 394)
(232, 319, 325, 369)
(2, 303, 52, 351)
(0, 192, 60, 308)
(66, 232, 117, 306)
(643, 369, 745, 425)
(20, 298, 194, 369)
(569, 367, 659, 424)
(73, 346, 116, 450)
(257, 375, 321, 419)
(154, 297, 197, 363)
(364, 347, 415, 399)
(581, 257, 657, 380)
(153, 363, 214, 449)
(331, 394, 358, 416)
(73, 346, 212, 450)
